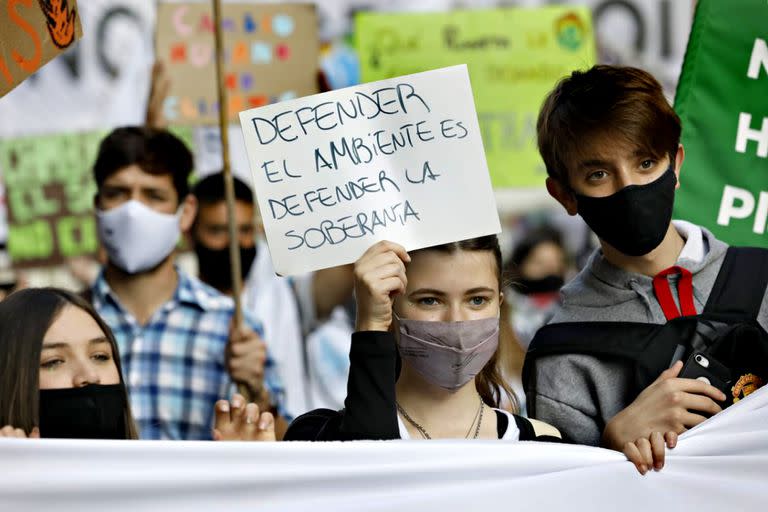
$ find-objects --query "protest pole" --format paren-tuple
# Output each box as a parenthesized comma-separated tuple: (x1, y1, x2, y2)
(212, 0, 243, 326)
(212, 0, 251, 401)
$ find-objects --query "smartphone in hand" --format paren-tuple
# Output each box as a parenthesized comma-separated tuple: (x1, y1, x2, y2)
(680, 352, 733, 407)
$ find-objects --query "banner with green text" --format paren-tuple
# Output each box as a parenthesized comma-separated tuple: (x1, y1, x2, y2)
(0, 129, 192, 267)
(0, 132, 104, 267)
(355, 6, 596, 189)
(673, 0, 768, 247)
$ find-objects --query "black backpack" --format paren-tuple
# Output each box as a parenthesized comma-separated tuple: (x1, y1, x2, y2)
(523, 247, 768, 408)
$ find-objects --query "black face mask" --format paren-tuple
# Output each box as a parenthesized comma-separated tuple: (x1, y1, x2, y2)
(575, 167, 677, 257)
(195, 243, 257, 292)
(38, 384, 127, 439)
(513, 275, 565, 295)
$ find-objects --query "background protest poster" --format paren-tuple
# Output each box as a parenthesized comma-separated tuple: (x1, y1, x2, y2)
(156, 2, 319, 126)
(239, 65, 501, 276)
(355, 6, 596, 189)
(0, 128, 192, 267)
(673, 0, 768, 248)
(0, 0, 83, 98)
(0, 131, 103, 267)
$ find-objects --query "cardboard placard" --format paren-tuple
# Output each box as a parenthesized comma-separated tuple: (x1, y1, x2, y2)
(0, 131, 102, 267)
(239, 65, 501, 276)
(156, 2, 319, 126)
(0, 128, 193, 267)
(0, 0, 83, 98)
(355, 6, 596, 189)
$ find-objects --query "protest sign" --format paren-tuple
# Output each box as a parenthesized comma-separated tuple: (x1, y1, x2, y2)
(0, 131, 102, 267)
(0, 0, 83, 98)
(673, 0, 768, 247)
(0, 128, 192, 267)
(239, 65, 501, 276)
(156, 2, 319, 126)
(355, 6, 596, 189)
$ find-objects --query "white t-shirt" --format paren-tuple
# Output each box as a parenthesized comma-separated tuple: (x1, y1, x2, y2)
(242, 241, 308, 418)
(397, 408, 520, 441)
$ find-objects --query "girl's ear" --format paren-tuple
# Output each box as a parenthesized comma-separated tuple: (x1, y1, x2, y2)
(499, 291, 505, 306)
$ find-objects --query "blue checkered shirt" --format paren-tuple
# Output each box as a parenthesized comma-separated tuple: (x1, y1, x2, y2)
(91, 268, 286, 440)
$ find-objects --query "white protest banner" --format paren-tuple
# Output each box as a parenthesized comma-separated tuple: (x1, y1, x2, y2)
(239, 64, 501, 276)
(1, 387, 767, 511)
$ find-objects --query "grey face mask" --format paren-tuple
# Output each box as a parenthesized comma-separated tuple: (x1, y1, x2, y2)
(395, 315, 500, 391)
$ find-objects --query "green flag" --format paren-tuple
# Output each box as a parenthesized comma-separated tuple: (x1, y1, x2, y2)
(355, 6, 596, 189)
(674, 0, 768, 246)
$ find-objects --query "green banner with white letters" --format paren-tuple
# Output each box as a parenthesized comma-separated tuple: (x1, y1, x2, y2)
(673, 0, 768, 246)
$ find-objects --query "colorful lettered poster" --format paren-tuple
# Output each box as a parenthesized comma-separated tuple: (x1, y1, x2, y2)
(356, 7, 596, 189)
(673, 0, 768, 247)
(0, 131, 102, 267)
(239, 65, 501, 276)
(156, 2, 319, 126)
(0, 128, 192, 267)
(0, 0, 83, 98)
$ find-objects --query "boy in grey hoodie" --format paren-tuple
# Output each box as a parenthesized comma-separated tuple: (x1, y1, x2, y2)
(526, 65, 767, 470)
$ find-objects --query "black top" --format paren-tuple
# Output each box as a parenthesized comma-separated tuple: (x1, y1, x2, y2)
(285, 331, 561, 442)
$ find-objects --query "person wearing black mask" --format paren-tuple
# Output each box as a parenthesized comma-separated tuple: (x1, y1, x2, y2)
(0, 288, 138, 440)
(506, 227, 569, 349)
(191, 173, 308, 418)
(525, 65, 766, 474)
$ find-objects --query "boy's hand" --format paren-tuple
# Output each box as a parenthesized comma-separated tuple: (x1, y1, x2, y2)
(602, 361, 726, 451)
(623, 431, 676, 474)
(226, 322, 267, 398)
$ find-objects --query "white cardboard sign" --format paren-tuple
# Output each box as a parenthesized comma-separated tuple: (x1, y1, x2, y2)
(239, 65, 501, 276)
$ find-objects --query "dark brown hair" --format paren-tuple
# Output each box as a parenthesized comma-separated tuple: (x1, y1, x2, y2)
(0, 288, 138, 439)
(537, 65, 681, 186)
(411, 235, 519, 412)
(93, 126, 193, 204)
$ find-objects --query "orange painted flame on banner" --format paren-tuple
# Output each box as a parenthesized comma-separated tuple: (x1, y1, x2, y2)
(37, 0, 77, 49)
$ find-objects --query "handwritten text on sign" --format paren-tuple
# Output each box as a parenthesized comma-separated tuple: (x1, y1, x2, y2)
(239, 65, 501, 276)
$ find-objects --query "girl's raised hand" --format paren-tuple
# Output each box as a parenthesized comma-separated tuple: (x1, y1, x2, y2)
(353, 241, 410, 332)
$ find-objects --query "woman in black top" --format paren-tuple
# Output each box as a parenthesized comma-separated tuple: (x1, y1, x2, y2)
(286, 236, 561, 442)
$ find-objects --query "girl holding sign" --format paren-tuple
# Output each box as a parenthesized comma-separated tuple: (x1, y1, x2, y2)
(285, 236, 559, 441)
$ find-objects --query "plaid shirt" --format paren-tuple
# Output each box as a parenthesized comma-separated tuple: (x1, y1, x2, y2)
(91, 268, 285, 440)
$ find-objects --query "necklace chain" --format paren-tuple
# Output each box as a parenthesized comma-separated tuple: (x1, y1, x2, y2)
(396, 395, 485, 440)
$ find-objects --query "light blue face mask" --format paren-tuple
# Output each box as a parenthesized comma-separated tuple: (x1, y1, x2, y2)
(395, 314, 500, 391)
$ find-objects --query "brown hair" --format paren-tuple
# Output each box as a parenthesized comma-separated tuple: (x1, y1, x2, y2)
(93, 126, 193, 204)
(537, 65, 681, 186)
(411, 235, 519, 412)
(0, 288, 139, 439)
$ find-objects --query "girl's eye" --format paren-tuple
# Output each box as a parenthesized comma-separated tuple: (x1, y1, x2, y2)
(418, 297, 439, 306)
(470, 296, 489, 306)
(92, 353, 112, 363)
(640, 159, 655, 170)
(587, 170, 608, 181)
(41, 359, 63, 370)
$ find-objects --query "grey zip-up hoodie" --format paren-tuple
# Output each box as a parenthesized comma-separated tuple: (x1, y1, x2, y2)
(525, 222, 768, 446)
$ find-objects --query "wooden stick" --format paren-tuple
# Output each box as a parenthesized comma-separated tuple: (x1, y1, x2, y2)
(212, 0, 252, 402)
(211, 0, 243, 328)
